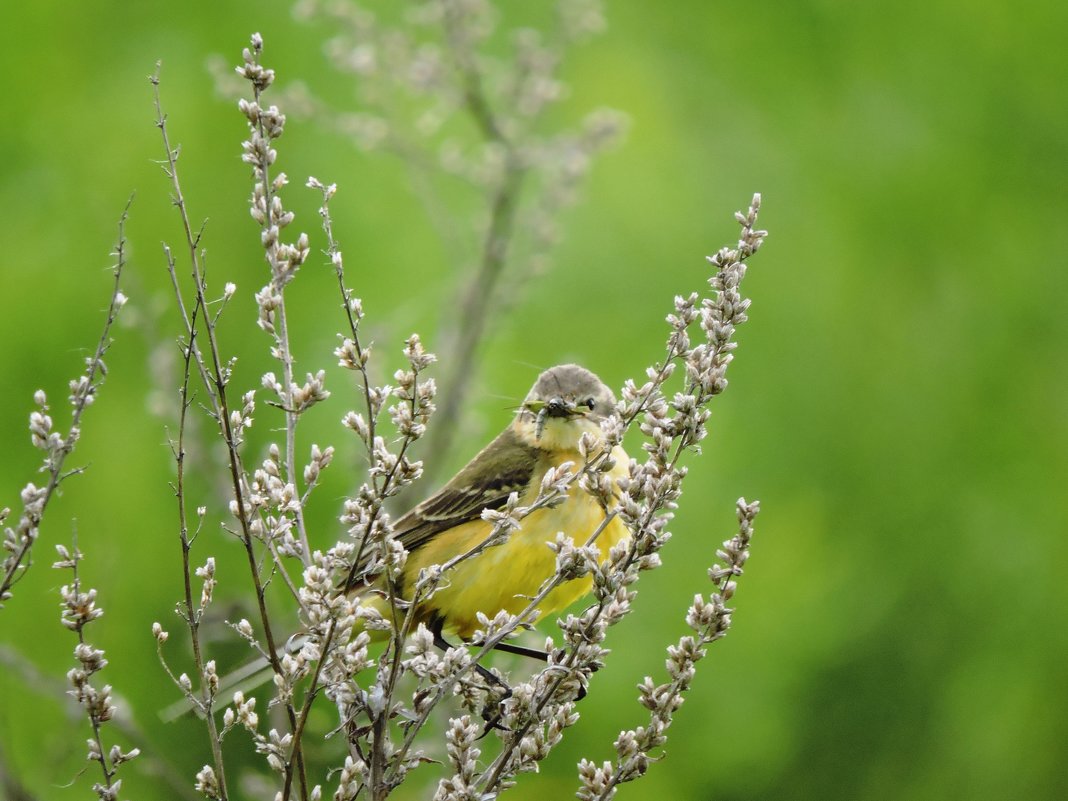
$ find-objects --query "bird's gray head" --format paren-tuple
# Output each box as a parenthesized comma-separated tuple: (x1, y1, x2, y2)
(521, 364, 616, 431)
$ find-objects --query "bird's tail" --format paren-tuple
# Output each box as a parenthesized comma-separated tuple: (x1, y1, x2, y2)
(159, 595, 395, 723)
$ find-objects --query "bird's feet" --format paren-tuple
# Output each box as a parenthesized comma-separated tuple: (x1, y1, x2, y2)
(478, 683, 513, 738)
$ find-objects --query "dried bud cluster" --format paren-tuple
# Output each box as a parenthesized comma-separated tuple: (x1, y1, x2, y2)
(578, 499, 760, 800)
(433, 715, 482, 800)
(241, 42, 309, 295)
(54, 541, 139, 800)
(195, 557, 217, 610)
(228, 390, 256, 445)
(195, 765, 221, 800)
(238, 33, 327, 569)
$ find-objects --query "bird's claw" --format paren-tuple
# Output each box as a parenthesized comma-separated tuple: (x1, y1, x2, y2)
(478, 685, 513, 738)
(478, 706, 510, 738)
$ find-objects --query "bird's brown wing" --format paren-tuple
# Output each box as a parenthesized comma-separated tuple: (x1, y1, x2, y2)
(344, 427, 540, 592)
(395, 427, 540, 552)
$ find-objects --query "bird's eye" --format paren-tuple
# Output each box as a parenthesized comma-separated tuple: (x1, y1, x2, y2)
(584, 398, 595, 410)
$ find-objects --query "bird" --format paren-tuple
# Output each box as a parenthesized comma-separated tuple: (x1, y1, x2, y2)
(163, 364, 629, 721)
(355, 363, 631, 653)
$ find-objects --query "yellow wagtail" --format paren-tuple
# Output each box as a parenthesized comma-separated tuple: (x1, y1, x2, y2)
(353, 363, 631, 652)
(163, 364, 628, 720)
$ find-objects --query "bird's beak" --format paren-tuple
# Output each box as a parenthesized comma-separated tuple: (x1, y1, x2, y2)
(545, 397, 574, 418)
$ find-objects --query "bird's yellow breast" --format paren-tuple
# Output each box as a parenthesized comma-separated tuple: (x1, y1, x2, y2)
(402, 445, 630, 639)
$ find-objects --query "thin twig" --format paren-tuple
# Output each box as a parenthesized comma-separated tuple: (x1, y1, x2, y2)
(0, 197, 130, 606)
(165, 237, 229, 794)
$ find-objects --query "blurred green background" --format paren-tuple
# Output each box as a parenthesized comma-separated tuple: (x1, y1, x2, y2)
(2, 1, 1066, 799)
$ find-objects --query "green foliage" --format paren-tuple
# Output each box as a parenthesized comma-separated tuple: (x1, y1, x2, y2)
(1, 1, 1066, 799)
